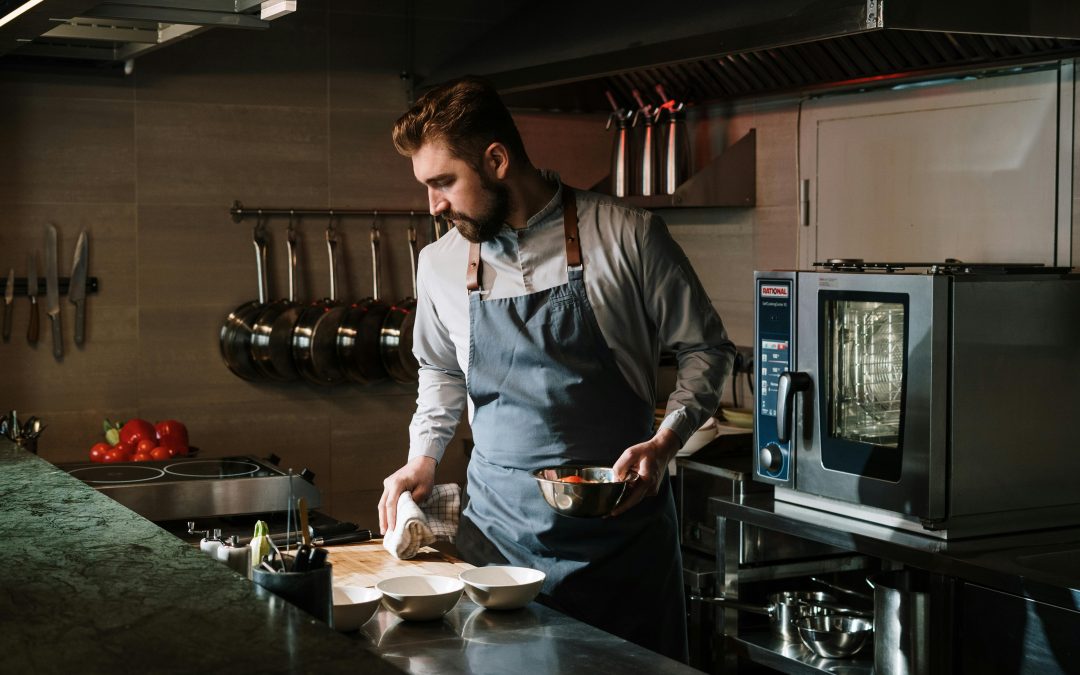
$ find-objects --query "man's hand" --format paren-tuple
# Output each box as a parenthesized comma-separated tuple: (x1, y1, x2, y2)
(609, 428, 682, 517)
(378, 455, 437, 535)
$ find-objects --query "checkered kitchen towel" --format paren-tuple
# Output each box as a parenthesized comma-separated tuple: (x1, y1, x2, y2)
(383, 483, 461, 560)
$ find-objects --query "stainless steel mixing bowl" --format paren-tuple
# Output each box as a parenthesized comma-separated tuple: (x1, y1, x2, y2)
(531, 466, 633, 518)
(795, 615, 873, 658)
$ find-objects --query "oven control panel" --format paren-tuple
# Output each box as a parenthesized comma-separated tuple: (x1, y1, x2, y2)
(754, 275, 794, 486)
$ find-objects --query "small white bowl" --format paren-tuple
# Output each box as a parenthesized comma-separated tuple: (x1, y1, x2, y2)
(332, 585, 382, 632)
(459, 566, 546, 610)
(375, 575, 464, 621)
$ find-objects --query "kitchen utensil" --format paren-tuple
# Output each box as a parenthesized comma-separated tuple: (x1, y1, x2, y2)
(691, 590, 841, 641)
(292, 496, 312, 571)
(337, 219, 391, 384)
(867, 569, 931, 675)
(380, 223, 419, 384)
(69, 230, 88, 346)
(314, 530, 373, 546)
(292, 221, 347, 386)
(656, 84, 690, 195)
(26, 253, 38, 344)
(376, 575, 464, 621)
(220, 218, 270, 380)
(45, 223, 62, 359)
(796, 615, 873, 658)
(605, 90, 635, 198)
(332, 585, 382, 632)
(3, 267, 13, 342)
(531, 466, 636, 518)
(250, 216, 301, 381)
(632, 88, 662, 196)
(811, 576, 875, 604)
(459, 566, 546, 610)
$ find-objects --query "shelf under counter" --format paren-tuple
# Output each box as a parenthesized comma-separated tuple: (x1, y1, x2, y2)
(730, 630, 874, 675)
(708, 493, 1080, 612)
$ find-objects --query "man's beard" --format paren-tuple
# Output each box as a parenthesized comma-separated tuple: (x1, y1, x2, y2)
(448, 175, 509, 243)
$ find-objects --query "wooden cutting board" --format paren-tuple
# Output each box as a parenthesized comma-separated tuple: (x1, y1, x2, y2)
(328, 540, 473, 588)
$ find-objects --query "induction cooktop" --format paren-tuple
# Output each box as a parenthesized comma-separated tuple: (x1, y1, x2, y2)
(57, 455, 321, 522)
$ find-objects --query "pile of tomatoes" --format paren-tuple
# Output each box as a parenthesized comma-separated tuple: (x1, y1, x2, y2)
(88, 418, 190, 463)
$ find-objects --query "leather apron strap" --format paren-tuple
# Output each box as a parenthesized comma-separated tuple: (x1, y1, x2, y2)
(466, 187, 580, 292)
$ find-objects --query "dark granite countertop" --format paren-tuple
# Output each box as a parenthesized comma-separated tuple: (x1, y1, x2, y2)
(0, 443, 702, 674)
(709, 493, 1080, 611)
(0, 443, 403, 675)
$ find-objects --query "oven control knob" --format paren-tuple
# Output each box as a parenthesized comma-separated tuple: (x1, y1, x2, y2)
(759, 443, 784, 474)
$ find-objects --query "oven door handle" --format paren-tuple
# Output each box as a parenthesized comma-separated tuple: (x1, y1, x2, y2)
(776, 371, 811, 443)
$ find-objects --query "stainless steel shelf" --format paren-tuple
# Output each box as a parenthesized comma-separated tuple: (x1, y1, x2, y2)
(731, 630, 874, 675)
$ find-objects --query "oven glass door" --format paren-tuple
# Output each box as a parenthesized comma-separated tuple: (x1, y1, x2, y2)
(819, 291, 909, 482)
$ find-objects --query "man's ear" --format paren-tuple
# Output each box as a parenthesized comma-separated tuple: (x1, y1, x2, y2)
(483, 142, 510, 180)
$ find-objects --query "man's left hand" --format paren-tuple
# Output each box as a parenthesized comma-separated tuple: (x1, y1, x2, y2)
(609, 427, 682, 517)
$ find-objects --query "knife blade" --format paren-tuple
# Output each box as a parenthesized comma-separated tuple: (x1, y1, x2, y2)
(69, 230, 88, 346)
(3, 268, 12, 342)
(27, 253, 38, 344)
(45, 224, 62, 360)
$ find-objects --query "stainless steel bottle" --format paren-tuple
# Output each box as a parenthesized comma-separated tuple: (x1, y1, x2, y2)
(657, 84, 691, 195)
(605, 91, 635, 198)
(632, 89, 662, 196)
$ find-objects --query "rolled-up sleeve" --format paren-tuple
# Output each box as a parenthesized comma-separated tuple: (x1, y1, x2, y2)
(407, 249, 468, 464)
(641, 214, 736, 444)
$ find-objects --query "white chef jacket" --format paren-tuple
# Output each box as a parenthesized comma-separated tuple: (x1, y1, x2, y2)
(408, 177, 735, 464)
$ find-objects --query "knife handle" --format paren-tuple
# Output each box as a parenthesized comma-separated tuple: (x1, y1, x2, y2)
(27, 299, 38, 344)
(74, 301, 85, 346)
(2, 303, 11, 342)
(49, 312, 62, 360)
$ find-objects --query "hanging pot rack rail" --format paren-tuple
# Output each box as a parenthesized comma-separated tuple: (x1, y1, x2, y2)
(230, 200, 430, 223)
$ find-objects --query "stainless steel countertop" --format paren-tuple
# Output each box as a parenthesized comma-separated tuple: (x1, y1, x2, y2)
(352, 596, 702, 674)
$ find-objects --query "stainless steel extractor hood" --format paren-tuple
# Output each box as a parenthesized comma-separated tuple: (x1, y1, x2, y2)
(420, 0, 1080, 109)
(0, 0, 295, 67)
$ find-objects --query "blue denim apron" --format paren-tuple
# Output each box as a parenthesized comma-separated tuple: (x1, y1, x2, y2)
(459, 188, 687, 661)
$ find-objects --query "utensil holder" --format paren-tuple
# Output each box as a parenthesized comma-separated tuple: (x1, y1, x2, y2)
(252, 559, 334, 627)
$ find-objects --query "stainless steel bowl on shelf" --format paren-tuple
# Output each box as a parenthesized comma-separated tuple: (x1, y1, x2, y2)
(531, 466, 635, 518)
(795, 614, 873, 658)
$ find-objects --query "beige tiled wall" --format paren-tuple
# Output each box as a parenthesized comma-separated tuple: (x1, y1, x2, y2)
(0, 3, 802, 526)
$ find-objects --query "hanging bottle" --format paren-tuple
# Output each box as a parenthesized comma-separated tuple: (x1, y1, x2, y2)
(656, 84, 691, 195)
(632, 89, 662, 196)
(605, 91, 635, 198)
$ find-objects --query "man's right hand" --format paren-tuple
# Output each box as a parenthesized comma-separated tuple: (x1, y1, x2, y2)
(378, 455, 437, 535)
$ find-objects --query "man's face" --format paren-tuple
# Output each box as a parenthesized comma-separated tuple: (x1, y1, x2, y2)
(411, 141, 508, 243)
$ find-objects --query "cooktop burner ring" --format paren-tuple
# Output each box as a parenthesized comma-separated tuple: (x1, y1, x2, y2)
(68, 466, 166, 484)
(163, 459, 261, 478)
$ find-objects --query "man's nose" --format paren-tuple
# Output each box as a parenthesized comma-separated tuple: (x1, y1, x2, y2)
(428, 189, 449, 217)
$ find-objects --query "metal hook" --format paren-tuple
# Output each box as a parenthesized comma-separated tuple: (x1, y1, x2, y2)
(325, 213, 338, 244)
(370, 211, 380, 242)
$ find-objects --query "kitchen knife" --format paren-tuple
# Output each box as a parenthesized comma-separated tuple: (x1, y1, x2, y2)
(3, 268, 12, 342)
(26, 253, 38, 344)
(45, 224, 62, 360)
(69, 230, 88, 346)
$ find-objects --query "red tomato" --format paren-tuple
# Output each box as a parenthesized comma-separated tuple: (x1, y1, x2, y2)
(136, 438, 157, 455)
(114, 441, 135, 459)
(103, 449, 125, 463)
(132, 452, 151, 462)
(119, 419, 155, 447)
(154, 420, 189, 448)
(89, 442, 111, 463)
(149, 446, 171, 461)
(561, 475, 585, 484)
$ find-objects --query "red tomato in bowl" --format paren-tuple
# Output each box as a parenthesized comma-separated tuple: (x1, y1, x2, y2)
(89, 442, 111, 463)
(136, 438, 157, 455)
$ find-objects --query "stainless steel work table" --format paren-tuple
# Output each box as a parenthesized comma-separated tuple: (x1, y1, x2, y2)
(352, 596, 699, 674)
(709, 492, 1080, 673)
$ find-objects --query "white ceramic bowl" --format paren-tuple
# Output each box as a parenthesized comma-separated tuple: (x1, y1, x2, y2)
(459, 566, 546, 610)
(375, 575, 464, 621)
(332, 585, 382, 632)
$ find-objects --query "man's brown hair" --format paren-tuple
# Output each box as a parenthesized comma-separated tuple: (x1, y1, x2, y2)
(392, 76, 529, 169)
